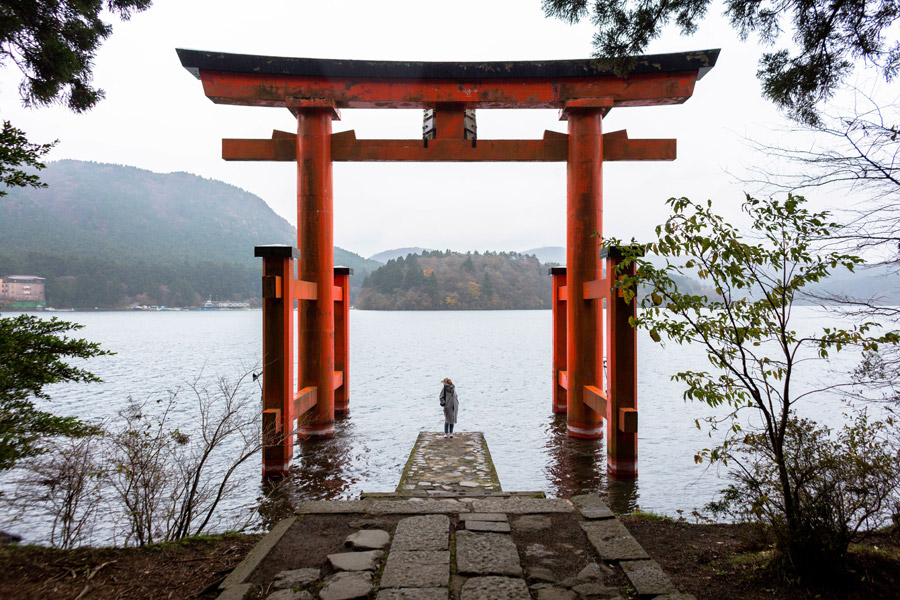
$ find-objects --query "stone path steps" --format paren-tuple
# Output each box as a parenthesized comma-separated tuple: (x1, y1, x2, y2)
(397, 432, 501, 496)
(379, 515, 450, 597)
(222, 495, 696, 600)
(454, 513, 531, 599)
(377, 512, 536, 600)
(217, 432, 697, 600)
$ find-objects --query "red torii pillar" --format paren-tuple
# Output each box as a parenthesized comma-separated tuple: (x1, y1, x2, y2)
(603, 248, 639, 477)
(552, 98, 639, 478)
(256, 241, 351, 474)
(334, 266, 351, 414)
(550, 266, 567, 414)
(292, 99, 339, 439)
(549, 254, 639, 478)
(563, 100, 607, 440)
(257, 245, 296, 475)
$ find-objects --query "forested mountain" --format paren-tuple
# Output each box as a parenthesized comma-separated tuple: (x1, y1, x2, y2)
(0, 160, 379, 308)
(356, 250, 551, 310)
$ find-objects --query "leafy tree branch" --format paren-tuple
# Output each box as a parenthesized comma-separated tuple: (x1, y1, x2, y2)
(608, 194, 900, 573)
(543, 0, 900, 124)
(0, 314, 111, 471)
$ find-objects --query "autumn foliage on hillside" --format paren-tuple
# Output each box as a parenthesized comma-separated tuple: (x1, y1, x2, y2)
(356, 251, 552, 310)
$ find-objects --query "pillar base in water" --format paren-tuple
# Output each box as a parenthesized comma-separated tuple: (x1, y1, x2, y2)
(298, 423, 335, 439)
(567, 421, 604, 439)
(607, 456, 637, 478)
(262, 462, 291, 477)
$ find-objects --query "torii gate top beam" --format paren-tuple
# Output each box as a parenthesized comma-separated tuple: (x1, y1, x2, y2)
(176, 49, 719, 110)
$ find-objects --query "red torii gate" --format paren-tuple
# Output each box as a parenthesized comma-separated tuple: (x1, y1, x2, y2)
(177, 48, 718, 478)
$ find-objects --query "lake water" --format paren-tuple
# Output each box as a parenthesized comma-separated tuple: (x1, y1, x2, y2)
(1, 307, 871, 543)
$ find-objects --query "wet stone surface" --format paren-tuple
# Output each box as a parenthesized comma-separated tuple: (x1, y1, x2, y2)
(571, 493, 615, 520)
(391, 515, 449, 551)
(319, 570, 374, 600)
(472, 497, 574, 514)
(581, 519, 650, 561)
(296, 500, 372, 514)
(375, 590, 450, 600)
(380, 550, 451, 589)
(327, 549, 383, 571)
(459, 576, 531, 600)
(456, 531, 523, 577)
(465, 520, 511, 533)
(369, 499, 466, 514)
(397, 432, 502, 495)
(512, 515, 552, 532)
(272, 567, 319, 589)
(458, 513, 507, 522)
(576, 562, 611, 582)
(620, 559, 677, 596)
(344, 529, 390, 550)
(535, 589, 576, 600)
(266, 590, 312, 600)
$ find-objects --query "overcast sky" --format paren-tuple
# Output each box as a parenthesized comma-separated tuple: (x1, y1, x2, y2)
(0, 0, 879, 259)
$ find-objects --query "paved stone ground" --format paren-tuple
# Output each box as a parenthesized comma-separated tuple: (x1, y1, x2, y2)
(396, 432, 502, 496)
(218, 432, 696, 600)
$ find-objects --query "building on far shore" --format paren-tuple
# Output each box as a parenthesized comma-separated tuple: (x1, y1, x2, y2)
(0, 275, 47, 309)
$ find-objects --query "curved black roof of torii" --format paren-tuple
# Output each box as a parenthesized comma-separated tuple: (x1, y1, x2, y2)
(176, 48, 720, 82)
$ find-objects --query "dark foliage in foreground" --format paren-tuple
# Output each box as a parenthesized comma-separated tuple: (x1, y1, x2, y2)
(543, 0, 900, 124)
(0, 314, 109, 471)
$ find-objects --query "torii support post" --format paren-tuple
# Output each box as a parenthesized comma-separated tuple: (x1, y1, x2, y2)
(256, 244, 298, 476)
(295, 101, 339, 439)
(550, 266, 567, 414)
(254, 252, 352, 473)
(334, 266, 352, 414)
(549, 253, 639, 477)
(602, 247, 639, 478)
(563, 101, 607, 439)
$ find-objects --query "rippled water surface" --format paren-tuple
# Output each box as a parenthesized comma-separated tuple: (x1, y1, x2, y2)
(3, 307, 866, 542)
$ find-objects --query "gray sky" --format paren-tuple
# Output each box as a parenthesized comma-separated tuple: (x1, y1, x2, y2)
(0, 0, 868, 258)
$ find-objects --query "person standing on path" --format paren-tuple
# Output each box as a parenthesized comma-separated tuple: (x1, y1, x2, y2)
(439, 377, 458, 438)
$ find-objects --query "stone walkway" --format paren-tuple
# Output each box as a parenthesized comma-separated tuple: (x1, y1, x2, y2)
(396, 432, 502, 496)
(217, 433, 697, 600)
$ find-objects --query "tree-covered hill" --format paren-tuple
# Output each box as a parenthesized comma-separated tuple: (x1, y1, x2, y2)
(0, 160, 379, 308)
(356, 250, 552, 310)
(368, 247, 432, 264)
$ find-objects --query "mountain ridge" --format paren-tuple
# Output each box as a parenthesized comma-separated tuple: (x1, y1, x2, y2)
(357, 250, 551, 310)
(5, 161, 895, 308)
(368, 247, 432, 264)
(0, 160, 380, 307)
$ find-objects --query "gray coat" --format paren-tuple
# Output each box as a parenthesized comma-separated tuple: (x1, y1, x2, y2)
(440, 384, 458, 424)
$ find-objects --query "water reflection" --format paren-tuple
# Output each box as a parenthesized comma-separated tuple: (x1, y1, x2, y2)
(257, 415, 365, 528)
(542, 414, 639, 513)
(292, 418, 363, 496)
(606, 477, 639, 515)
(17, 308, 839, 543)
(256, 476, 296, 530)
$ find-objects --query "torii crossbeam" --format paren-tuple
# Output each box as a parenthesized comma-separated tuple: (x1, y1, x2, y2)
(177, 48, 719, 478)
